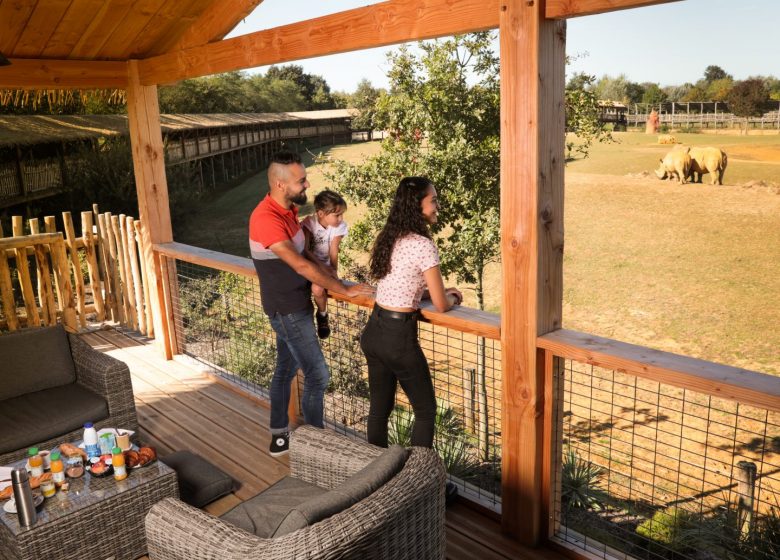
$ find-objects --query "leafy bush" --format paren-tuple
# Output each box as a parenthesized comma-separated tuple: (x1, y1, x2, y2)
(636, 506, 695, 552)
(561, 447, 607, 511)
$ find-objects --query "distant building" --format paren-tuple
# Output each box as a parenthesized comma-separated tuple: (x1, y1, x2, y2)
(597, 101, 628, 128)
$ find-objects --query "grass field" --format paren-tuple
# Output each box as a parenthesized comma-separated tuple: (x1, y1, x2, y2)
(176, 132, 780, 376)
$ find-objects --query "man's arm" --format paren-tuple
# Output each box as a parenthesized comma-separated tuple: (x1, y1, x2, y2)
(270, 240, 372, 297)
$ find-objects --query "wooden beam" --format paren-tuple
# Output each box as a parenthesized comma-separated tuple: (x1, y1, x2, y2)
(137, 0, 500, 85)
(166, 0, 265, 53)
(499, 0, 565, 545)
(126, 61, 173, 359)
(537, 329, 780, 414)
(546, 0, 681, 19)
(0, 59, 127, 89)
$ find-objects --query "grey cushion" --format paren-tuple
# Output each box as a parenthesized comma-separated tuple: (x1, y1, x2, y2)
(162, 450, 234, 508)
(221, 476, 327, 538)
(0, 384, 108, 454)
(0, 325, 76, 401)
(274, 445, 408, 537)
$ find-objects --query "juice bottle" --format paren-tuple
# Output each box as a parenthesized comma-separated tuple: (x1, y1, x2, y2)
(50, 451, 65, 487)
(112, 447, 127, 481)
(27, 448, 43, 477)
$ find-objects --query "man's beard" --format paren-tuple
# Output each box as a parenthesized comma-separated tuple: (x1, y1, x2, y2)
(290, 192, 307, 205)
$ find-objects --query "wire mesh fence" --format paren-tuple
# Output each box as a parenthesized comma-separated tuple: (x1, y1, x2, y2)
(552, 357, 780, 560)
(170, 258, 504, 509)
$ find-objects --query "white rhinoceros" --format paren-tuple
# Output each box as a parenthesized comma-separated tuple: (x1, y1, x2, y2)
(688, 147, 727, 185)
(654, 146, 691, 184)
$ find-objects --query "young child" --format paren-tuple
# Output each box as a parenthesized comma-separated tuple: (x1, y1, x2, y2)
(301, 190, 348, 339)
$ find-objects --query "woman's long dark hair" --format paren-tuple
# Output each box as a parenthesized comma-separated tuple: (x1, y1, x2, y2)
(370, 176, 433, 280)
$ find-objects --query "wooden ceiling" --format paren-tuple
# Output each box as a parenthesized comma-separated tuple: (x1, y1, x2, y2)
(0, 0, 680, 90)
(0, 0, 262, 60)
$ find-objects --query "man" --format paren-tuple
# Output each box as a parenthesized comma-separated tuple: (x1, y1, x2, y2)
(249, 151, 373, 456)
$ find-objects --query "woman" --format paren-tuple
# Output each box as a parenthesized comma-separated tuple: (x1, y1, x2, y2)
(361, 176, 463, 450)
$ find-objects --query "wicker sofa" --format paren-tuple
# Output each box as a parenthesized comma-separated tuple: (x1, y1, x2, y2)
(0, 325, 138, 465)
(145, 426, 446, 560)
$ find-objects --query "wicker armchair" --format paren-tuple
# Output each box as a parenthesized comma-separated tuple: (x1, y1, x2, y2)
(0, 332, 138, 465)
(145, 426, 446, 560)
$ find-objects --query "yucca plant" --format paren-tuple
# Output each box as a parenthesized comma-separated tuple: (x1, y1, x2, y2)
(561, 447, 607, 511)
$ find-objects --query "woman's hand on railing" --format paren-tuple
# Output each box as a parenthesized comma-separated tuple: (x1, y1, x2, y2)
(445, 287, 463, 307)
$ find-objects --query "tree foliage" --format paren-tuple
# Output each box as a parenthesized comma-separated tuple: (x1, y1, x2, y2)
(728, 78, 770, 119)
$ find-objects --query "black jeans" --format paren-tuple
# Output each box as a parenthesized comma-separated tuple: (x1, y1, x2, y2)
(360, 306, 437, 448)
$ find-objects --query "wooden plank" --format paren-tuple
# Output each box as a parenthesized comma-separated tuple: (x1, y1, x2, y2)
(27, 219, 45, 321)
(97, 0, 168, 58)
(40, 0, 111, 58)
(127, 60, 173, 357)
(125, 0, 214, 59)
(0, 222, 20, 331)
(12, 0, 72, 58)
(69, 0, 134, 59)
(81, 211, 106, 321)
(0, 231, 62, 251)
(62, 212, 87, 328)
(546, 0, 681, 19)
(155, 241, 502, 339)
(537, 329, 780, 413)
(499, 0, 566, 544)
(167, 0, 264, 53)
(50, 239, 78, 331)
(158, 255, 178, 355)
(11, 217, 40, 327)
(135, 220, 155, 337)
(137, 0, 501, 85)
(127, 217, 146, 334)
(0, 59, 127, 90)
(0, 2, 37, 54)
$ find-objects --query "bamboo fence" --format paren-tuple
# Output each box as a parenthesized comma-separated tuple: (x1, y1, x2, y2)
(0, 204, 152, 336)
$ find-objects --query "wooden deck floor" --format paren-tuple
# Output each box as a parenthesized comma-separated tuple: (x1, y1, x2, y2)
(83, 327, 563, 560)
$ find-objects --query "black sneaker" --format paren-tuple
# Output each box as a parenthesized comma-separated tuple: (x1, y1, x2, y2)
(445, 482, 459, 507)
(269, 433, 289, 457)
(316, 312, 331, 339)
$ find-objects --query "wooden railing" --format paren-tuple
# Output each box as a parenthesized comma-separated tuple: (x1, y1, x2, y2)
(0, 206, 152, 334)
(154, 242, 780, 560)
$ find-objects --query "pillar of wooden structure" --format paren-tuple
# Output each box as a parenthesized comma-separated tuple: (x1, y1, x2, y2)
(126, 61, 174, 359)
(499, 0, 565, 544)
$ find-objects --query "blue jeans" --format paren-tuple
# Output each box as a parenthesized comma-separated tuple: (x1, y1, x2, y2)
(268, 309, 330, 433)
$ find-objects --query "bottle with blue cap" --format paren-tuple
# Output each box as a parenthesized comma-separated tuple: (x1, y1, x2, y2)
(83, 422, 100, 459)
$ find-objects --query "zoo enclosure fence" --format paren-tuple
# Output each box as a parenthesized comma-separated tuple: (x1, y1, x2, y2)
(152, 242, 780, 560)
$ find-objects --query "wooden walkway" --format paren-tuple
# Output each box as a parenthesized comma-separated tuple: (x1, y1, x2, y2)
(82, 327, 562, 560)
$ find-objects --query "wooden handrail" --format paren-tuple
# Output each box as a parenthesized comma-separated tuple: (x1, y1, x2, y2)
(153, 241, 500, 339)
(537, 329, 780, 413)
(0, 232, 62, 250)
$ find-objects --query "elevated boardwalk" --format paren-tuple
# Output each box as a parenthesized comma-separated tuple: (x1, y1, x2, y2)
(82, 327, 562, 560)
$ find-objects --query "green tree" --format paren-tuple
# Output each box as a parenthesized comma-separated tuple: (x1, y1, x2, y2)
(706, 77, 734, 102)
(663, 83, 692, 102)
(703, 65, 732, 84)
(266, 65, 335, 109)
(349, 78, 383, 131)
(728, 78, 770, 134)
(641, 83, 667, 105)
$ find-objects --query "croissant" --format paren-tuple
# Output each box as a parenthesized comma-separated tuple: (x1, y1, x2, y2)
(0, 473, 52, 501)
(124, 450, 140, 468)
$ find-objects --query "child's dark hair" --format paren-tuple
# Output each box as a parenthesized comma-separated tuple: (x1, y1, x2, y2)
(314, 190, 347, 214)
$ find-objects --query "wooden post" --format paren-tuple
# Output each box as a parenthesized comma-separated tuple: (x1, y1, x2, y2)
(62, 212, 87, 328)
(28, 219, 56, 326)
(81, 211, 106, 321)
(127, 60, 174, 359)
(11, 216, 40, 326)
(126, 217, 146, 335)
(736, 461, 757, 537)
(499, 0, 565, 544)
(43, 216, 64, 313)
(0, 222, 20, 331)
(97, 212, 119, 322)
(50, 238, 78, 332)
(135, 220, 155, 338)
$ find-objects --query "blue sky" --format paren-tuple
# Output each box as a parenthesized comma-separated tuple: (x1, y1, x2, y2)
(227, 0, 780, 92)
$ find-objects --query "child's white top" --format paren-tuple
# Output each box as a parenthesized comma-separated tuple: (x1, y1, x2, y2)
(301, 215, 348, 266)
(375, 233, 439, 309)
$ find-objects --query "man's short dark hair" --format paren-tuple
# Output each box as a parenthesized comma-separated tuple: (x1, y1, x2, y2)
(270, 151, 302, 166)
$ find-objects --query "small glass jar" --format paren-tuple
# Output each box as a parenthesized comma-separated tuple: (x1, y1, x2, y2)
(40, 479, 56, 498)
(64, 455, 84, 478)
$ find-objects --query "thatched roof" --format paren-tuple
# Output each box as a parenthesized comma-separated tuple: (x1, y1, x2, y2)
(0, 109, 358, 147)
